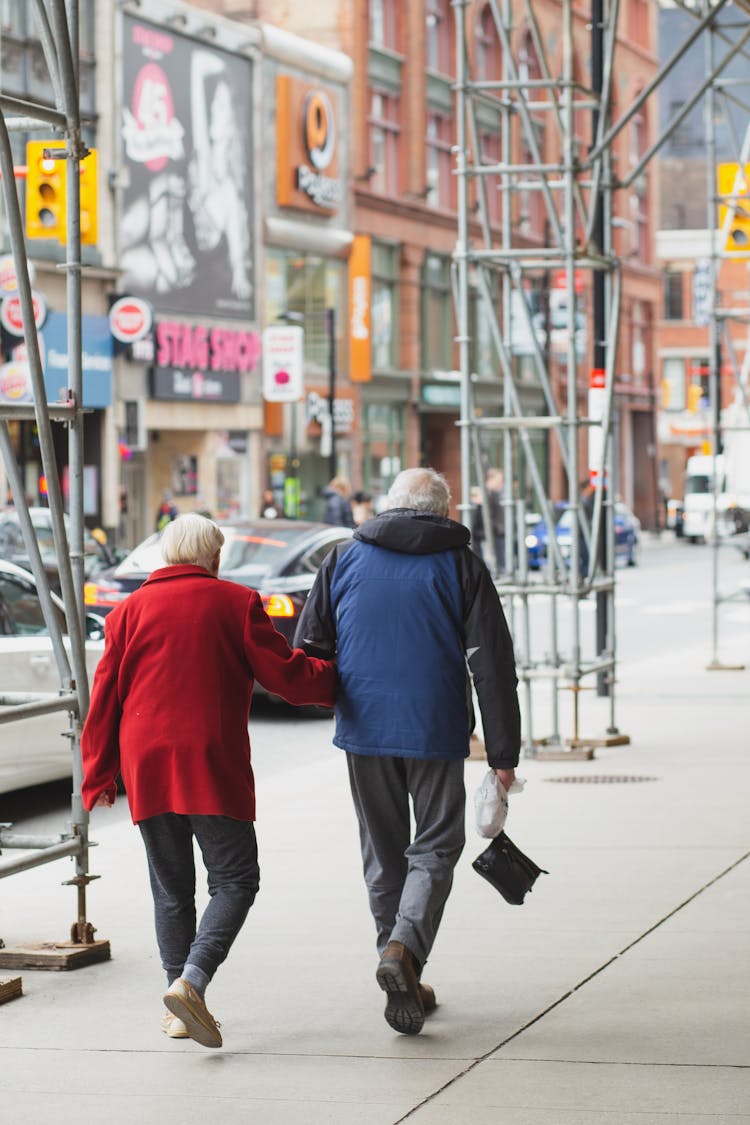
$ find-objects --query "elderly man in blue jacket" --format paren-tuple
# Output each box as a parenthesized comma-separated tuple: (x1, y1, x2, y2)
(294, 467, 520, 1035)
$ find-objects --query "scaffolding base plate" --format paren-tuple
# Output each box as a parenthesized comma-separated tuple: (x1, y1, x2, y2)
(587, 733, 631, 748)
(532, 738, 596, 761)
(0, 976, 22, 1004)
(706, 662, 746, 671)
(0, 940, 110, 972)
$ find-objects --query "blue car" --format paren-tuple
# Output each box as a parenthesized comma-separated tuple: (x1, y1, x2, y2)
(526, 501, 641, 570)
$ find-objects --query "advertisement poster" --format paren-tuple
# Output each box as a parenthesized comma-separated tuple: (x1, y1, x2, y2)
(120, 16, 255, 320)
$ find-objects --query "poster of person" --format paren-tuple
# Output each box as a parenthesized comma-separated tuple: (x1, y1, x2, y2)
(120, 16, 254, 320)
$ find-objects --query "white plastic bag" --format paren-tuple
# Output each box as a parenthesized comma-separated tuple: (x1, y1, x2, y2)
(473, 770, 526, 838)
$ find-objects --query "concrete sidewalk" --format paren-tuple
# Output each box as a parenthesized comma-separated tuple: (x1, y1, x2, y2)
(1, 591, 749, 1123)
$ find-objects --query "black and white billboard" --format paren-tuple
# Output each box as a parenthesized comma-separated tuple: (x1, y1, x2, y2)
(120, 16, 255, 320)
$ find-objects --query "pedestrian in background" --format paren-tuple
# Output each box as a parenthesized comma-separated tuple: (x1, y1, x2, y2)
(471, 467, 506, 573)
(259, 488, 279, 519)
(350, 489, 374, 527)
(155, 490, 178, 531)
(295, 467, 520, 1035)
(81, 513, 336, 1049)
(322, 476, 355, 527)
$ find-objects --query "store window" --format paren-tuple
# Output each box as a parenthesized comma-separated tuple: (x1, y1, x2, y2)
(426, 113, 453, 209)
(362, 402, 405, 501)
(371, 242, 399, 371)
(265, 249, 345, 372)
(369, 89, 401, 196)
(426, 0, 452, 75)
(421, 254, 454, 373)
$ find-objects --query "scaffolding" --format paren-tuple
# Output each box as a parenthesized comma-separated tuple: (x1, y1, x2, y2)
(0, 0, 108, 971)
(453, 0, 750, 757)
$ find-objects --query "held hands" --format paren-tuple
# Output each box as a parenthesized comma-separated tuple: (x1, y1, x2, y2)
(93, 792, 114, 808)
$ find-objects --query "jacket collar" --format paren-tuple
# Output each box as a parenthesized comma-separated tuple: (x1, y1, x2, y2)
(143, 564, 217, 585)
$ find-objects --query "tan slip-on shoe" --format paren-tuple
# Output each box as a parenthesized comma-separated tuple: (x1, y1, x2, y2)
(161, 1010, 189, 1039)
(163, 978, 223, 1048)
(375, 940, 425, 1035)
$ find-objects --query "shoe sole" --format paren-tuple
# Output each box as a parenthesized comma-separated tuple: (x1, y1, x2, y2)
(163, 992, 223, 1048)
(376, 959, 424, 1036)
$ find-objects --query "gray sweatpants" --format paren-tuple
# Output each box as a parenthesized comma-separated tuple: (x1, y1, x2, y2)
(138, 812, 260, 986)
(346, 753, 466, 968)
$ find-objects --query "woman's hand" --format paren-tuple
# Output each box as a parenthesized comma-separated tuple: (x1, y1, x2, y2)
(93, 792, 113, 808)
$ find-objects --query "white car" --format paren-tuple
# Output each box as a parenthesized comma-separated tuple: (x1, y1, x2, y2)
(0, 560, 104, 795)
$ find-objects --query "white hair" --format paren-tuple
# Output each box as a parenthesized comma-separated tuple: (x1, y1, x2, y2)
(161, 513, 224, 571)
(385, 468, 451, 517)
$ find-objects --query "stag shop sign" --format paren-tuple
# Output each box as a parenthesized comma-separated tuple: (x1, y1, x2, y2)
(151, 319, 260, 403)
(276, 75, 342, 213)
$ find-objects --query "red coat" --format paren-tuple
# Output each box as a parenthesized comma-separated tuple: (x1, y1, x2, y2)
(81, 565, 336, 822)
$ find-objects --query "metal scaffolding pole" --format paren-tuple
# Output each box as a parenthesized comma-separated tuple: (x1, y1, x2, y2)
(0, 0, 108, 970)
(452, 0, 750, 758)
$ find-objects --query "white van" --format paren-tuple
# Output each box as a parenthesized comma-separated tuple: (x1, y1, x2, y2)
(682, 454, 734, 542)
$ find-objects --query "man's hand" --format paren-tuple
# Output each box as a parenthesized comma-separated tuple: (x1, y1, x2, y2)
(494, 768, 516, 793)
(93, 792, 113, 808)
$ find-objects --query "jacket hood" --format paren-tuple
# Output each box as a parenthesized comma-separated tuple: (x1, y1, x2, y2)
(354, 508, 470, 555)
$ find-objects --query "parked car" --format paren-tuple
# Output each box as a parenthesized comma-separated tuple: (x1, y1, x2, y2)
(525, 501, 641, 570)
(84, 518, 353, 682)
(0, 506, 109, 594)
(0, 559, 105, 795)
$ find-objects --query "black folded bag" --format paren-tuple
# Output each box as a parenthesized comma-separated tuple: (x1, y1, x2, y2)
(472, 831, 548, 905)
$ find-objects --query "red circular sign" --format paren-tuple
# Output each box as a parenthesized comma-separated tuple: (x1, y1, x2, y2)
(0, 291, 47, 336)
(109, 296, 152, 343)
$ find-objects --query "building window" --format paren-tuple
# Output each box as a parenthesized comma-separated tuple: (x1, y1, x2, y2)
(426, 113, 453, 209)
(370, 0, 399, 51)
(421, 254, 454, 373)
(661, 357, 686, 412)
(264, 249, 345, 372)
(627, 0, 650, 49)
(368, 89, 400, 196)
(478, 128, 501, 225)
(362, 403, 405, 499)
(663, 271, 684, 320)
(371, 242, 399, 370)
(476, 5, 501, 83)
(426, 0, 452, 75)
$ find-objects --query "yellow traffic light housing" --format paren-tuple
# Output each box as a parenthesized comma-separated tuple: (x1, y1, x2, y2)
(717, 162, 750, 252)
(24, 141, 98, 245)
(25, 140, 66, 241)
(79, 148, 98, 246)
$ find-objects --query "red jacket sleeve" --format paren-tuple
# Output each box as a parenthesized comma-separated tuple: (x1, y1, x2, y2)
(80, 621, 123, 810)
(244, 592, 336, 706)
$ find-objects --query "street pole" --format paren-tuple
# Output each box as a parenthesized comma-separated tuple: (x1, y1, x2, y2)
(326, 306, 336, 479)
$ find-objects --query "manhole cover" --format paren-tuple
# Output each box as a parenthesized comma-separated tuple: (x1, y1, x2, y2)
(546, 775, 658, 784)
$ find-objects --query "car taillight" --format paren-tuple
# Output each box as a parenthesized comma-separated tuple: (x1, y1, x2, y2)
(261, 593, 295, 617)
(84, 582, 128, 607)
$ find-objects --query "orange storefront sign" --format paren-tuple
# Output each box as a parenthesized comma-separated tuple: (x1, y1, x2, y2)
(349, 234, 371, 383)
(276, 74, 342, 214)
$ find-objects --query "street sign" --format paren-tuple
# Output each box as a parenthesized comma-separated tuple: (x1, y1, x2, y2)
(262, 325, 304, 402)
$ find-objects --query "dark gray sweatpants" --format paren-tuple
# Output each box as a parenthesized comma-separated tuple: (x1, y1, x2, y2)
(138, 812, 260, 986)
(346, 753, 466, 968)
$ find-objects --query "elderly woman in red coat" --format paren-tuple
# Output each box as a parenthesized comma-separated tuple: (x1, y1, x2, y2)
(81, 513, 336, 1049)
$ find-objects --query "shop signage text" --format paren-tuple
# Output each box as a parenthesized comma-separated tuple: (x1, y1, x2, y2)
(276, 75, 342, 214)
(156, 320, 260, 374)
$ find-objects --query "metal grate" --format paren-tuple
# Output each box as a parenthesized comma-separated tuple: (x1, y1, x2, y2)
(546, 775, 659, 784)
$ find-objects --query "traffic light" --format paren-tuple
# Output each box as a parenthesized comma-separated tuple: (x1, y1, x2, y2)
(25, 140, 66, 241)
(24, 141, 98, 245)
(79, 148, 98, 246)
(717, 162, 750, 251)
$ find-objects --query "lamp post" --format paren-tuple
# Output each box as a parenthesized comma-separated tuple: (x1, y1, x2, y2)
(325, 306, 337, 480)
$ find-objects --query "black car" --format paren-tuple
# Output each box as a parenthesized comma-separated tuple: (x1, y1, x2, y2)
(0, 506, 108, 593)
(84, 517, 353, 654)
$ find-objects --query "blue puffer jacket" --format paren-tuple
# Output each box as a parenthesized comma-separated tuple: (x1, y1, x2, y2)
(294, 508, 521, 768)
